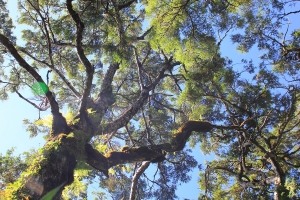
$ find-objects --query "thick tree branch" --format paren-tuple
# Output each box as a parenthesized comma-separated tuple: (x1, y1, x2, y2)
(85, 144, 109, 177)
(117, 0, 136, 10)
(0, 33, 68, 135)
(95, 63, 119, 108)
(171, 121, 213, 151)
(137, 27, 153, 40)
(106, 146, 166, 167)
(86, 121, 213, 178)
(85, 63, 120, 135)
(66, 0, 95, 113)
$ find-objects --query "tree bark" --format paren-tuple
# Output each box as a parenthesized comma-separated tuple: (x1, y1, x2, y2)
(129, 161, 151, 200)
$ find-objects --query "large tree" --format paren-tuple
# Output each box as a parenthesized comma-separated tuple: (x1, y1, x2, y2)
(0, 0, 299, 199)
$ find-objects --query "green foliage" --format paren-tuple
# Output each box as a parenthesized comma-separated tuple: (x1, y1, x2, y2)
(34, 115, 53, 128)
(62, 176, 88, 200)
(0, 148, 39, 198)
(23, 118, 51, 138)
(94, 143, 108, 154)
(0, 0, 300, 199)
(0, 0, 15, 41)
(0, 148, 28, 190)
(285, 177, 300, 198)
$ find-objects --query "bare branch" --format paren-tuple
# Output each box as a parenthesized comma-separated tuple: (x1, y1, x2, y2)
(278, 10, 300, 19)
(217, 24, 233, 46)
(129, 161, 150, 200)
(259, 109, 274, 130)
(51, 42, 76, 48)
(151, 98, 184, 113)
(103, 130, 117, 145)
(26, 0, 55, 66)
(142, 108, 153, 145)
(259, 31, 285, 48)
(133, 47, 144, 90)
(15, 90, 50, 111)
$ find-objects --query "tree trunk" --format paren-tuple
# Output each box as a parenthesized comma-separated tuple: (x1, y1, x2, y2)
(15, 136, 77, 199)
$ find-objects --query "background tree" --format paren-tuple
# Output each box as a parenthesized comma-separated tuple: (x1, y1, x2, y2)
(0, 0, 299, 199)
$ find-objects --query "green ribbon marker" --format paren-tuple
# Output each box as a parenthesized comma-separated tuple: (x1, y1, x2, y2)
(32, 82, 49, 95)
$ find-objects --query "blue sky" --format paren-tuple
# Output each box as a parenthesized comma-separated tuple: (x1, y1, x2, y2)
(1, 0, 299, 199)
(0, 1, 44, 155)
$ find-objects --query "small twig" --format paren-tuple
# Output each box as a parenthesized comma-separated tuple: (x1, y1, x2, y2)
(15, 90, 49, 111)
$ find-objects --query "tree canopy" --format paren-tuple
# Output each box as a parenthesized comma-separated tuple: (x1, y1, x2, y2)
(0, 0, 299, 199)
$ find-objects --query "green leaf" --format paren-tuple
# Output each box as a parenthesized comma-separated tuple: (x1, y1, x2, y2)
(41, 181, 66, 200)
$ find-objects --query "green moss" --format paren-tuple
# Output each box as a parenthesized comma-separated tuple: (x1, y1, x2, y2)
(120, 146, 130, 152)
(87, 109, 102, 125)
(5, 144, 54, 199)
(66, 132, 75, 138)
